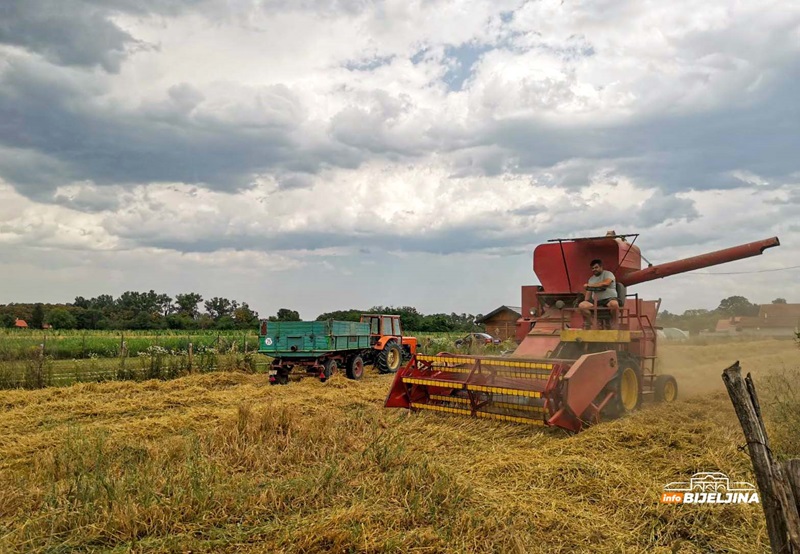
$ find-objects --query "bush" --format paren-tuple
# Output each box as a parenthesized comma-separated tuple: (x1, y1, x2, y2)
(763, 367, 800, 460)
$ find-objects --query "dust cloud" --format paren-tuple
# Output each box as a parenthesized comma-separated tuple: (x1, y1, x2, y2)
(658, 338, 800, 398)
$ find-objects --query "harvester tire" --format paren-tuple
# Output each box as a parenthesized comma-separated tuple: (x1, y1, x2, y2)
(654, 374, 678, 402)
(377, 341, 402, 374)
(321, 359, 337, 382)
(346, 355, 365, 380)
(602, 353, 642, 419)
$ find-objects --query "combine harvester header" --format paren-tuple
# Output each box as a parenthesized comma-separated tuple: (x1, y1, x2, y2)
(385, 234, 780, 432)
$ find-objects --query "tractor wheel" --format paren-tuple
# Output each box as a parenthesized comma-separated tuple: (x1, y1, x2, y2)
(602, 353, 642, 419)
(654, 375, 678, 402)
(321, 359, 337, 382)
(376, 341, 402, 374)
(346, 355, 365, 380)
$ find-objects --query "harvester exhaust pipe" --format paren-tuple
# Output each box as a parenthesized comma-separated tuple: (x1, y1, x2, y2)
(620, 237, 780, 287)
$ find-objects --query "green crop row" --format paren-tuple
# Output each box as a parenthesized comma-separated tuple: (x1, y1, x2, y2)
(0, 349, 272, 390)
(0, 330, 260, 361)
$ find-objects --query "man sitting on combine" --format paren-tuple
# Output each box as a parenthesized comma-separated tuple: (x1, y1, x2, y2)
(579, 259, 619, 329)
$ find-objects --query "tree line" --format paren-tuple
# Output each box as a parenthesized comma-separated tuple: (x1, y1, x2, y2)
(314, 306, 482, 332)
(4, 291, 780, 334)
(659, 296, 786, 335)
(0, 294, 484, 332)
(0, 291, 264, 330)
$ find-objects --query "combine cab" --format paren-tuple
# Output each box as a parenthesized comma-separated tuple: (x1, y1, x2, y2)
(385, 234, 779, 432)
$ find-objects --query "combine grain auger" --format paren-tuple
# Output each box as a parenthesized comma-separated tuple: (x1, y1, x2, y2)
(385, 235, 780, 432)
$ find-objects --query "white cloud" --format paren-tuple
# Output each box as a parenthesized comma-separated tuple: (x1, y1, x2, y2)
(0, 0, 798, 315)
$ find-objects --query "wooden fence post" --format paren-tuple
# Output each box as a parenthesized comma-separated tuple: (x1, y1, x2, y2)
(119, 339, 127, 373)
(188, 342, 193, 373)
(788, 460, 800, 523)
(722, 361, 800, 553)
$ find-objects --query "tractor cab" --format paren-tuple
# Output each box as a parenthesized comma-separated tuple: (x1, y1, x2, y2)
(361, 314, 403, 339)
(360, 314, 418, 369)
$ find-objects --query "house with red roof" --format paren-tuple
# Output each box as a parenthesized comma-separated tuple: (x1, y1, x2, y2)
(737, 303, 800, 336)
(712, 304, 800, 337)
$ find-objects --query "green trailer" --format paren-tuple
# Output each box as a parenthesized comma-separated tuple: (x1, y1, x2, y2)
(259, 319, 381, 383)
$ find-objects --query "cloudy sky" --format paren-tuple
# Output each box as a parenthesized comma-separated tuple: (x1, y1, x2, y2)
(1, 0, 798, 319)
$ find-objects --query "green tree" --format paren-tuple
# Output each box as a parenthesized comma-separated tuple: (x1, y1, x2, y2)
(215, 315, 236, 330)
(73, 308, 104, 330)
(166, 314, 198, 330)
(30, 304, 45, 329)
(0, 313, 15, 328)
(233, 302, 259, 328)
(204, 297, 236, 320)
(717, 296, 759, 317)
(369, 306, 424, 330)
(157, 293, 174, 316)
(90, 294, 115, 311)
(419, 314, 454, 332)
(45, 308, 77, 330)
(772, 298, 787, 304)
(175, 293, 203, 318)
(316, 309, 363, 322)
(197, 314, 215, 329)
(270, 308, 300, 322)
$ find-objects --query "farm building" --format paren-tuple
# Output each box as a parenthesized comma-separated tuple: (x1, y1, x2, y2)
(713, 316, 742, 334)
(710, 304, 800, 337)
(737, 303, 800, 336)
(14, 319, 28, 328)
(476, 306, 521, 341)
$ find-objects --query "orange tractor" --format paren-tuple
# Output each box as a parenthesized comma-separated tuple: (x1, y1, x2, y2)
(385, 234, 780, 431)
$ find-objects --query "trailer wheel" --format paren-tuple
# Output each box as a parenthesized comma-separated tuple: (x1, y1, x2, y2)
(273, 370, 290, 385)
(346, 355, 365, 380)
(270, 362, 291, 385)
(377, 341, 402, 374)
(654, 375, 678, 402)
(321, 359, 337, 382)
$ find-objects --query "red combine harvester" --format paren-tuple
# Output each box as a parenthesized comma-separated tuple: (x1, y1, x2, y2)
(385, 234, 780, 432)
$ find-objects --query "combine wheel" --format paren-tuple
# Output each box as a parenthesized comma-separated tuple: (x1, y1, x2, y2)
(377, 341, 402, 374)
(654, 375, 678, 402)
(321, 359, 337, 382)
(603, 354, 643, 418)
(346, 355, 365, 380)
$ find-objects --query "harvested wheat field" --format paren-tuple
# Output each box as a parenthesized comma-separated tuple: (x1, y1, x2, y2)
(1, 339, 798, 553)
